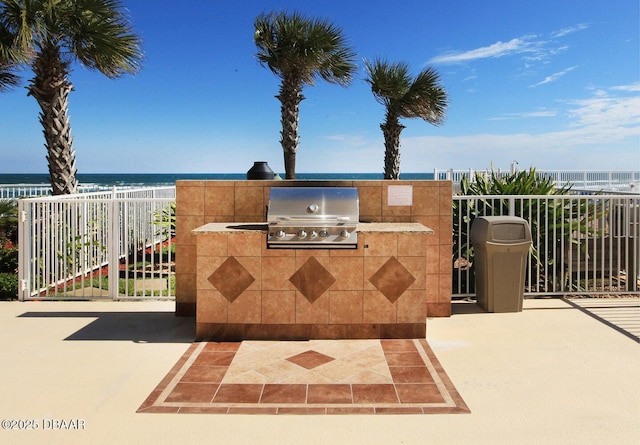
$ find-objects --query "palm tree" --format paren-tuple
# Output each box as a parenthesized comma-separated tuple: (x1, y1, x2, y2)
(364, 59, 447, 180)
(254, 11, 357, 179)
(0, 0, 143, 194)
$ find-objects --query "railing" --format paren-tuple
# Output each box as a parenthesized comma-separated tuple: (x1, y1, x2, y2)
(17, 187, 176, 300)
(435, 169, 640, 193)
(1, 184, 53, 198)
(0, 184, 141, 199)
(453, 194, 640, 298)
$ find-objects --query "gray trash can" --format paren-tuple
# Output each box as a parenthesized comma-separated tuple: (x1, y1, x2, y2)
(470, 216, 532, 312)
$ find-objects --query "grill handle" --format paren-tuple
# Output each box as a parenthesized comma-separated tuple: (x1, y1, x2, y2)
(275, 216, 351, 222)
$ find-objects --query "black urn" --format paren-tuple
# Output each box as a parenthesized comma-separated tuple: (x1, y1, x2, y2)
(246, 161, 275, 180)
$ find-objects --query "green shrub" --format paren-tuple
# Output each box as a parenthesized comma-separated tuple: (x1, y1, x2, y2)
(0, 273, 18, 300)
(0, 199, 18, 245)
(154, 202, 176, 238)
(0, 247, 18, 273)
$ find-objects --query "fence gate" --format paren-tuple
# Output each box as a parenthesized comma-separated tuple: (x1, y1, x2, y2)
(18, 187, 176, 300)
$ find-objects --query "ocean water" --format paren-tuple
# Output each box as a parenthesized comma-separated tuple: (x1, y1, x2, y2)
(0, 172, 434, 187)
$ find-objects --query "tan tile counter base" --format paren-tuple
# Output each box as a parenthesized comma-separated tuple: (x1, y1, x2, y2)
(137, 339, 470, 415)
(193, 223, 433, 340)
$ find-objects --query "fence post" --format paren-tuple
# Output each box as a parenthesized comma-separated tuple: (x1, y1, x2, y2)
(17, 200, 29, 301)
(108, 187, 120, 299)
(608, 171, 612, 190)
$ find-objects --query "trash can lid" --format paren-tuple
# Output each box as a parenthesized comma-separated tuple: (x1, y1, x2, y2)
(470, 216, 532, 244)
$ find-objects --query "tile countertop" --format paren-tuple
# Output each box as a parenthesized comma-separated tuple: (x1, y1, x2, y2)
(192, 222, 434, 234)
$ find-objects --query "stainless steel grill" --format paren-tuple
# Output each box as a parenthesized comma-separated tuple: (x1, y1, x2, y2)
(267, 187, 359, 249)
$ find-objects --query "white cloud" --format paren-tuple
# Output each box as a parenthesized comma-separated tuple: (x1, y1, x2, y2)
(611, 82, 640, 92)
(488, 110, 557, 120)
(566, 94, 640, 131)
(322, 83, 639, 172)
(429, 24, 588, 68)
(429, 38, 536, 64)
(530, 65, 579, 87)
(402, 83, 640, 170)
(551, 23, 589, 38)
(400, 126, 637, 171)
(324, 134, 370, 147)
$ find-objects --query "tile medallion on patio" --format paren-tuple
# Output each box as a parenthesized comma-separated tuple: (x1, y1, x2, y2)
(138, 339, 470, 415)
(286, 350, 336, 369)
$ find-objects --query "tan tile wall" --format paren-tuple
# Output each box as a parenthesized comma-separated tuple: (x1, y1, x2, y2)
(176, 180, 453, 317)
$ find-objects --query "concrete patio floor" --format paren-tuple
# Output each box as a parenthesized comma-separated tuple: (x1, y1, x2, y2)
(0, 298, 638, 445)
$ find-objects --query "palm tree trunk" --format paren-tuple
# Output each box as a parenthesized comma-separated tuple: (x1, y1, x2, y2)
(381, 114, 405, 180)
(28, 45, 78, 195)
(276, 79, 303, 179)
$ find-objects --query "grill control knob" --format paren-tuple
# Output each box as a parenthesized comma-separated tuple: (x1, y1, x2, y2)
(309, 230, 318, 239)
(297, 230, 307, 238)
(339, 230, 350, 240)
(275, 230, 286, 239)
(319, 230, 329, 238)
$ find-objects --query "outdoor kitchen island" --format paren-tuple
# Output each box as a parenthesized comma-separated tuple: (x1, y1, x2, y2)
(192, 222, 433, 340)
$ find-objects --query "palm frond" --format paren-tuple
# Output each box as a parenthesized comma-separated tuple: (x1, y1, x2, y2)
(0, 0, 143, 77)
(0, 66, 20, 91)
(0, 4, 27, 91)
(64, 0, 143, 77)
(364, 58, 412, 107)
(365, 58, 447, 124)
(254, 11, 356, 87)
(399, 67, 447, 124)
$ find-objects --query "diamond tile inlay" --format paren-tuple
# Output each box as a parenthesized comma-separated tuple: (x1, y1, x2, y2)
(208, 256, 255, 302)
(369, 256, 416, 303)
(286, 350, 336, 370)
(289, 257, 336, 303)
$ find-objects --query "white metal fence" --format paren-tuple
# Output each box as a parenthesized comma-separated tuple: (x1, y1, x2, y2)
(453, 194, 640, 298)
(0, 184, 133, 199)
(435, 169, 640, 193)
(17, 187, 176, 300)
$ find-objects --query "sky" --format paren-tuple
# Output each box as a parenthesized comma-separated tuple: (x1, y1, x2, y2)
(0, 0, 639, 175)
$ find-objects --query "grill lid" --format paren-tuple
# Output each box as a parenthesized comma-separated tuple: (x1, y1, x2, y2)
(267, 187, 359, 224)
(267, 187, 359, 248)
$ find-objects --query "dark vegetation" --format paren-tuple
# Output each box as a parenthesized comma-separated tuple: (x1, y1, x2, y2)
(0, 199, 18, 299)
